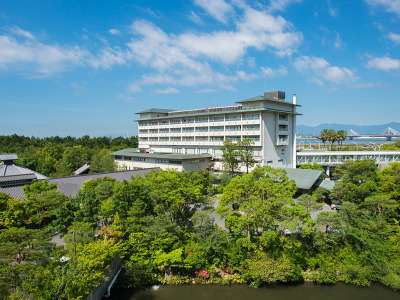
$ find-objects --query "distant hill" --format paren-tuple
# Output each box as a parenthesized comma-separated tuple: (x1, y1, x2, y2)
(297, 122, 400, 135)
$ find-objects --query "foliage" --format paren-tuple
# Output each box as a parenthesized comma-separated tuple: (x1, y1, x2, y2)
(0, 134, 137, 176)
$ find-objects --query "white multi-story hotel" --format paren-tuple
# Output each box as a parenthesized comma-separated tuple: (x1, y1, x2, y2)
(132, 91, 300, 171)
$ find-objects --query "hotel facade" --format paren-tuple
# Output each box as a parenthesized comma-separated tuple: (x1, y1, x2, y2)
(128, 91, 300, 171)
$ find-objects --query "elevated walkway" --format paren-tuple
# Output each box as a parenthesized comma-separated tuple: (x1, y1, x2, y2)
(297, 150, 400, 166)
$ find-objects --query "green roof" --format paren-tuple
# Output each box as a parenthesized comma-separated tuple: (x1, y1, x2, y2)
(282, 168, 328, 189)
(136, 108, 176, 114)
(111, 149, 212, 160)
(237, 95, 300, 106)
(135, 107, 301, 121)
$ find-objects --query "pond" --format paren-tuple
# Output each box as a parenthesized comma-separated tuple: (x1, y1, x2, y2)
(109, 282, 399, 300)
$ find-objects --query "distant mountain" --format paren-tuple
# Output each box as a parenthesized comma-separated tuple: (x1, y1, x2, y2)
(297, 122, 400, 135)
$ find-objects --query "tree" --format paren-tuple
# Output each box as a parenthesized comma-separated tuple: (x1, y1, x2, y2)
(218, 166, 300, 249)
(298, 163, 324, 171)
(331, 160, 379, 204)
(237, 138, 256, 173)
(140, 169, 208, 227)
(246, 252, 301, 287)
(337, 130, 347, 149)
(220, 138, 240, 175)
(319, 129, 330, 149)
(0, 228, 53, 293)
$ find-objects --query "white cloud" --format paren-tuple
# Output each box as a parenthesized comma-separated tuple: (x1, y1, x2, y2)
(155, 87, 181, 94)
(88, 47, 130, 69)
(188, 11, 205, 25)
(194, 0, 234, 24)
(366, 56, 400, 70)
(195, 88, 218, 93)
(0, 33, 87, 75)
(267, 0, 303, 12)
(11, 26, 35, 39)
(261, 66, 288, 77)
(365, 0, 400, 16)
(108, 29, 120, 35)
(293, 56, 357, 84)
(388, 32, 400, 44)
(334, 33, 345, 49)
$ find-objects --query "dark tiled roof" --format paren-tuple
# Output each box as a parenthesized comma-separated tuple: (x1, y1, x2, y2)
(0, 153, 18, 161)
(0, 185, 26, 199)
(47, 168, 158, 197)
(0, 168, 159, 199)
(0, 162, 47, 178)
(0, 173, 37, 183)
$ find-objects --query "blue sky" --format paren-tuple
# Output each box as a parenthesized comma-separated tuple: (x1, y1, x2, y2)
(1, 0, 400, 137)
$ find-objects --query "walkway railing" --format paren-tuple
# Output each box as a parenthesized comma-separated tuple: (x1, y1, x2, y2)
(297, 151, 400, 166)
(85, 256, 123, 300)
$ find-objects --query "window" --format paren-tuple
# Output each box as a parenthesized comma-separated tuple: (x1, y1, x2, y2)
(171, 137, 181, 141)
(182, 137, 194, 141)
(159, 128, 169, 133)
(150, 121, 158, 125)
(243, 125, 260, 131)
(133, 157, 145, 161)
(243, 114, 260, 120)
(183, 127, 194, 132)
(149, 137, 158, 141)
(155, 159, 168, 164)
(279, 125, 288, 131)
(171, 119, 181, 124)
(139, 121, 149, 127)
(196, 117, 209, 123)
(149, 129, 158, 133)
(169, 160, 182, 165)
(139, 137, 148, 141)
(139, 129, 148, 134)
(183, 118, 194, 123)
(210, 126, 224, 132)
(209, 116, 224, 122)
(196, 127, 208, 132)
(244, 135, 260, 142)
(159, 137, 169, 141)
(159, 120, 169, 125)
(226, 115, 241, 121)
(226, 136, 241, 141)
(170, 128, 181, 133)
(225, 125, 241, 131)
(196, 136, 209, 141)
(279, 114, 288, 121)
(211, 136, 224, 141)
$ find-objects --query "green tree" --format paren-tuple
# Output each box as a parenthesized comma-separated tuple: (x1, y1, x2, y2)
(237, 138, 256, 173)
(218, 166, 300, 249)
(246, 251, 301, 287)
(220, 138, 240, 175)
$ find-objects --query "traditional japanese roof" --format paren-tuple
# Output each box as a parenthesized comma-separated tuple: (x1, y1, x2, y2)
(0, 168, 159, 199)
(0, 153, 18, 161)
(315, 179, 336, 191)
(282, 168, 328, 190)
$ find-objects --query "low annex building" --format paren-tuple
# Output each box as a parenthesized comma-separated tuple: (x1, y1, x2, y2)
(112, 148, 212, 171)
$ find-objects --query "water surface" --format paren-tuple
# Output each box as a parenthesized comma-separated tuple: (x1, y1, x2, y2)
(109, 283, 399, 300)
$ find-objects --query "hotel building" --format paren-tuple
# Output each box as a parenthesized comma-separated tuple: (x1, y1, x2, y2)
(123, 91, 300, 171)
